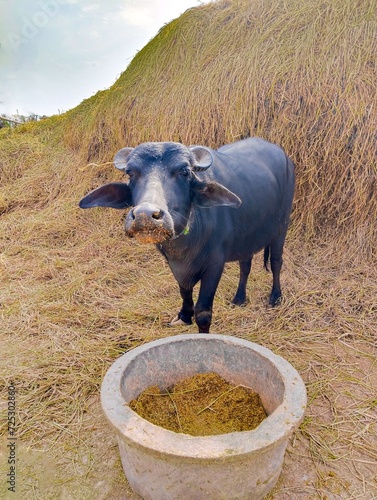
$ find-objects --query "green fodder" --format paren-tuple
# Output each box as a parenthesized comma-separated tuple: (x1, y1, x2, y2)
(61, 0, 377, 250)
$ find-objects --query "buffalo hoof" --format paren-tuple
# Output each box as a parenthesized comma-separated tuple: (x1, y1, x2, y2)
(168, 316, 192, 327)
(231, 296, 248, 307)
(269, 291, 282, 307)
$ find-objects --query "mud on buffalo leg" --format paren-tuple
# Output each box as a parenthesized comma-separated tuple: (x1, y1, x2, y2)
(170, 286, 194, 326)
(232, 257, 253, 306)
(195, 264, 224, 333)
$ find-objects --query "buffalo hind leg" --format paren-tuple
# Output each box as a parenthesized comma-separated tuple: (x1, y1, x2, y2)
(232, 257, 253, 306)
(195, 265, 224, 333)
(268, 240, 285, 306)
(170, 286, 194, 326)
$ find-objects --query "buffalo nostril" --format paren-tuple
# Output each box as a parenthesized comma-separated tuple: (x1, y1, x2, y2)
(132, 204, 165, 221)
(152, 210, 163, 220)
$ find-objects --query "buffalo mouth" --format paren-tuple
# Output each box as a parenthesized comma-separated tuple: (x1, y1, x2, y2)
(126, 227, 174, 244)
(125, 212, 174, 244)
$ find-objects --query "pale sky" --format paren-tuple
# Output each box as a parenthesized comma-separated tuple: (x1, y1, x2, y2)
(0, 0, 211, 117)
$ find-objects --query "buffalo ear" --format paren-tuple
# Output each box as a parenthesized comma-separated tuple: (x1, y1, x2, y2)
(192, 180, 242, 208)
(79, 182, 132, 209)
(190, 146, 213, 171)
(114, 147, 134, 171)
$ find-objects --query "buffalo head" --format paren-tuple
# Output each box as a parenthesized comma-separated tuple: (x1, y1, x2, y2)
(79, 142, 241, 244)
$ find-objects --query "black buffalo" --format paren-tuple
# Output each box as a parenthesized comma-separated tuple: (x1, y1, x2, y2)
(79, 138, 295, 333)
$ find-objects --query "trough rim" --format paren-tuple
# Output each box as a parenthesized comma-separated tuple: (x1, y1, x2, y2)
(100, 333, 307, 460)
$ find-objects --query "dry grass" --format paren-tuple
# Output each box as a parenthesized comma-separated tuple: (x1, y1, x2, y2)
(1, 148, 376, 496)
(1, 0, 377, 497)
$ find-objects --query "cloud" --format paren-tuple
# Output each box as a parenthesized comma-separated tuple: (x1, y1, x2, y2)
(119, 6, 155, 28)
(80, 3, 101, 13)
(0, 0, 208, 116)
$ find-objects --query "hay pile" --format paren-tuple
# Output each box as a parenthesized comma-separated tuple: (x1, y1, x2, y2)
(62, 0, 376, 248)
(0, 0, 376, 497)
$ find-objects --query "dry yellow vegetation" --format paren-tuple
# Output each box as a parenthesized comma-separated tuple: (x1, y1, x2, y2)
(1, 0, 376, 497)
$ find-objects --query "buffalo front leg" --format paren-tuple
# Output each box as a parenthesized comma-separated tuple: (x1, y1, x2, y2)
(170, 285, 194, 326)
(232, 257, 253, 306)
(195, 265, 224, 333)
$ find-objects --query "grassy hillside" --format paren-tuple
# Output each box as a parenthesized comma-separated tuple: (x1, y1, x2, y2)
(1, 0, 376, 498)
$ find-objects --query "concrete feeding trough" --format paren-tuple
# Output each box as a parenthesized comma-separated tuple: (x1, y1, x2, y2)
(101, 334, 307, 500)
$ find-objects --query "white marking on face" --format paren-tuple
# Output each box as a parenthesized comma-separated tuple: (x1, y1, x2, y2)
(142, 170, 167, 208)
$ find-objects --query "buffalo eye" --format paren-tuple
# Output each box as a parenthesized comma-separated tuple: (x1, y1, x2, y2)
(124, 161, 139, 179)
(176, 164, 190, 177)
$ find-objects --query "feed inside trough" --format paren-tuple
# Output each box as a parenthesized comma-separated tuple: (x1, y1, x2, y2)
(128, 372, 267, 436)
